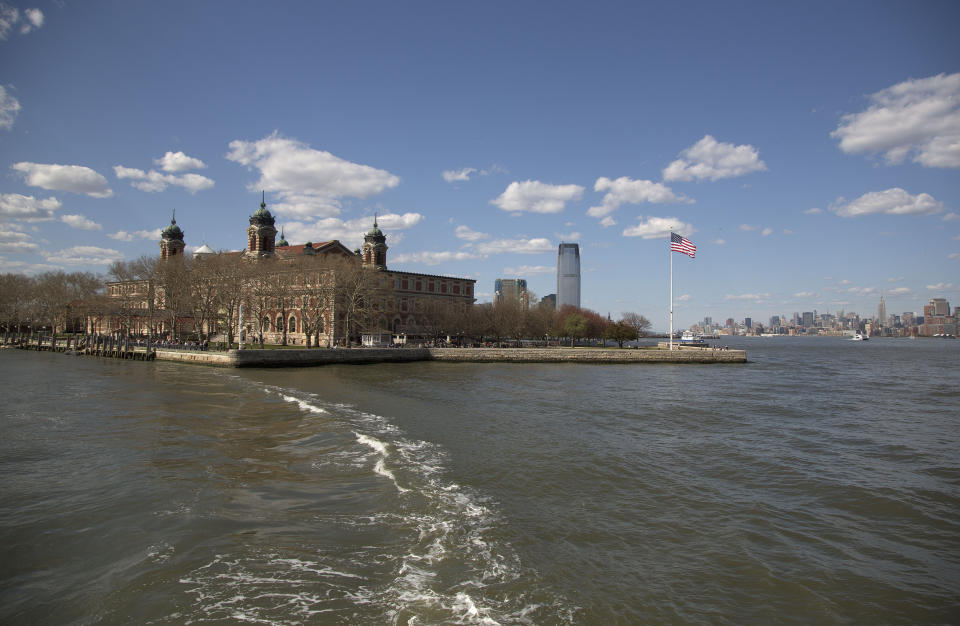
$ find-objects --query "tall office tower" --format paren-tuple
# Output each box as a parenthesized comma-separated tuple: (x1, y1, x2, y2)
(878, 295, 886, 327)
(494, 278, 528, 308)
(556, 243, 581, 309)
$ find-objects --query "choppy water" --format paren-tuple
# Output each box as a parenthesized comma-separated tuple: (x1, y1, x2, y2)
(1, 337, 958, 624)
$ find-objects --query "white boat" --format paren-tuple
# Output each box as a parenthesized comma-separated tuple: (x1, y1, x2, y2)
(852, 332, 868, 341)
(679, 331, 709, 347)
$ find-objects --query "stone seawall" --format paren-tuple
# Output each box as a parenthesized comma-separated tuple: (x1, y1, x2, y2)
(151, 346, 746, 367)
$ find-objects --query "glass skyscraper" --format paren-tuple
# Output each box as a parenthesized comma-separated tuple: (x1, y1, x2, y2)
(557, 243, 580, 309)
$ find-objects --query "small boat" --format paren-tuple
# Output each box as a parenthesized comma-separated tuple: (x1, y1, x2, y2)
(852, 332, 868, 341)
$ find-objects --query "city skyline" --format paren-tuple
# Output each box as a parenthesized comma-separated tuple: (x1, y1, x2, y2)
(1, 2, 959, 328)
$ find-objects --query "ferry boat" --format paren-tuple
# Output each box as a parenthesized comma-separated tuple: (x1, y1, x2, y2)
(679, 331, 709, 347)
(852, 332, 868, 341)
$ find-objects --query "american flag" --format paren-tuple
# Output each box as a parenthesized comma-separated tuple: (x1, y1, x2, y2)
(670, 232, 696, 258)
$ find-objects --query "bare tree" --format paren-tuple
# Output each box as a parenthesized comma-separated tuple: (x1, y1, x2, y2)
(621, 312, 652, 338)
(0, 273, 35, 333)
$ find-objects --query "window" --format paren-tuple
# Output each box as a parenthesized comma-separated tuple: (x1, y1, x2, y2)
(289, 316, 297, 334)
(276, 316, 284, 332)
(453, 284, 460, 295)
(441, 283, 447, 294)
(416, 280, 422, 291)
(402, 278, 409, 290)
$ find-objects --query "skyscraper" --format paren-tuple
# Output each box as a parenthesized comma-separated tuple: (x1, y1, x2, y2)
(878, 295, 886, 327)
(494, 278, 528, 308)
(557, 243, 580, 309)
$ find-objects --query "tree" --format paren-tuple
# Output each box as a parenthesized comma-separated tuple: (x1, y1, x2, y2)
(331, 258, 380, 345)
(292, 256, 333, 348)
(243, 259, 277, 348)
(562, 313, 587, 347)
(0, 273, 35, 333)
(621, 312, 652, 338)
(606, 320, 637, 348)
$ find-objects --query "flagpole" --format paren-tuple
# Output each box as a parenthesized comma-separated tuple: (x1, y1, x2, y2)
(669, 230, 673, 351)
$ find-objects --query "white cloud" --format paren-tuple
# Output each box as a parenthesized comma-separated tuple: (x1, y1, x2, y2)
(926, 282, 955, 290)
(454, 225, 489, 241)
(677, 294, 691, 302)
(794, 291, 815, 298)
(805, 207, 823, 215)
(724, 293, 771, 301)
(492, 180, 583, 214)
(114, 165, 214, 193)
(713, 238, 726, 245)
(0, 3, 17, 39)
(472, 237, 554, 255)
(888, 287, 912, 295)
(392, 250, 483, 265)
(950, 253, 960, 260)
(830, 188, 944, 217)
(13, 162, 113, 198)
(283, 212, 422, 250)
(587, 177, 690, 218)
(887, 276, 904, 282)
(0, 4, 42, 39)
(739, 224, 755, 231)
(502, 264, 554, 275)
(622, 216, 694, 239)
(832, 72, 960, 168)
(0, 85, 21, 130)
(226, 131, 400, 218)
(943, 212, 959, 221)
(600, 216, 616, 227)
(61, 214, 102, 230)
(761, 227, 773, 236)
(0, 226, 38, 253)
(43, 245, 125, 266)
(0, 193, 61, 220)
(22, 7, 42, 31)
(108, 228, 163, 242)
(556, 231, 580, 241)
(442, 167, 477, 183)
(155, 151, 206, 172)
(663, 135, 767, 182)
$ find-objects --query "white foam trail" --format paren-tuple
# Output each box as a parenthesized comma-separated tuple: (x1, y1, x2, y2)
(281, 394, 326, 414)
(357, 433, 409, 493)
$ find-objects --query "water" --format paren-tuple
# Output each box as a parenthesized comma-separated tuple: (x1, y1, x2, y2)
(1, 337, 958, 624)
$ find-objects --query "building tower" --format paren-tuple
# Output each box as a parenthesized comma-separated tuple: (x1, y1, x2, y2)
(159, 210, 185, 260)
(246, 191, 277, 256)
(361, 215, 388, 269)
(557, 243, 580, 309)
(878, 294, 887, 327)
(276, 226, 288, 247)
(494, 278, 528, 308)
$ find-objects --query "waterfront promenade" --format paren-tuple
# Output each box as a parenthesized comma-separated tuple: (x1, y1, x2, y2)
(3, 337, 746, 366)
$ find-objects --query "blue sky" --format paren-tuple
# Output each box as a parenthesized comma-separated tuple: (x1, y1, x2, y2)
(1, 1, 958, 329)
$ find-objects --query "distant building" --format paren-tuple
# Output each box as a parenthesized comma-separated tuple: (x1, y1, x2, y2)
(920, 298, 956, 336)
(541, 294, 556, 309)
(769, 315, 780, 328)
(802, 311, 814, 328)
(556, 243, 581, 309)
(744, 317, 752, 329)
(494, 278, 528, 308)
(877, 295, 886, 328)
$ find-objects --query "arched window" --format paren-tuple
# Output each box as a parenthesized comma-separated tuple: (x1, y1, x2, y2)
(276, 316, 284, 332)
(289, 316, 297, 334)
